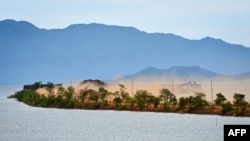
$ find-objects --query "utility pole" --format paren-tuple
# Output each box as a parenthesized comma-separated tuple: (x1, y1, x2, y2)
(211, 80, 213, 105)
(172, 80, 174, 94)
(131, 80, 134, 95)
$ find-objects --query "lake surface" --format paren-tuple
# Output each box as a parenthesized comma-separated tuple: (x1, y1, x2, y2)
(1, 86, 250, 141)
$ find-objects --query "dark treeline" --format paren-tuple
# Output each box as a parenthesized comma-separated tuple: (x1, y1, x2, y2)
(8, 81, 250, 117)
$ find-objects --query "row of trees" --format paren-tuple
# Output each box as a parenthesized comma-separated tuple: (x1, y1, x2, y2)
(10, 82, 250, 116)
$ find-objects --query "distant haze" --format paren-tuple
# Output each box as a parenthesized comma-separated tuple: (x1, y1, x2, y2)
(64, 79, 250, 104)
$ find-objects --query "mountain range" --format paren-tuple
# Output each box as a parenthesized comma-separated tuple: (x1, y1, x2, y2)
(1, 19, 250, 85)
(119, 66, 250, 82)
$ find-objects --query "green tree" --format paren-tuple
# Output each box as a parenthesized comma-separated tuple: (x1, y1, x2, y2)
(159, 88, 171, 103)
(214, 93, 227, 105)
(188, 92, 208, 111)
(64, 86, 75, 100)
(178, 97, 188, 109)
(79, 88, 89, 103)
(221, 101, 233, 114)
(88, 89, 98, 102)
(134, 90, 151, 110)
(46, 82, 55, 95)
(98, 87, 109, 103)
(57, 86, 66, 97)
(47, 95, 56, 105)
(233, 93, 248, 116)
(170, 94, 177, 106)
(118, 83, 129, 103)
(233, 93, 246, 107)
(152, 96, 160, 108)
(113, 97, 122, 106)
(31, 81, 42, 90)
(55, 94, 63, 105)
(159, 88, 177, 110)
(12, 89, 40, 105)
(40, 95, 49, 107)
(159, 88, 177, 105)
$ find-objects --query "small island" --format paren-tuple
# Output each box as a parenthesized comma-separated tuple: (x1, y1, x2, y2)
(8, 80, 250, 117)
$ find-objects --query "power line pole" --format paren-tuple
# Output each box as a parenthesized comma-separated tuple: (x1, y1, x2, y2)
(211, 80, 213, 105)
(131, 80, 134, 95)
(172, 80, 174, 94)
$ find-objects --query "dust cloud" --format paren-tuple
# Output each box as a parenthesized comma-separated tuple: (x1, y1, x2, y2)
(62, 78, 250, 103)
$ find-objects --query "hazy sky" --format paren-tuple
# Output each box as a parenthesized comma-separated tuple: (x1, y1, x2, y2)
(1, 0, 250, 47)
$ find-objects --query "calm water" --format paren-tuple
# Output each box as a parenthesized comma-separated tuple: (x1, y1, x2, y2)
(1, 86, 250, 141)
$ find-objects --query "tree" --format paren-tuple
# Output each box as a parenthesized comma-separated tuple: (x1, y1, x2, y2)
(98, 87, 109, 103)
(170, 94, 177, 106)
(46, 82, 55, 95)
(47, 94, 56, 105)
(113, 97, 122, 106)
(64, 86, 75, 100)
(233, 93, 248, 115)
(152, 96, 160, 108)
(159, 88, 177, 106)
(214, 93, 227, 105)
(57, 86, 66, 96)
(178, 97, 188, 109)
(118, 83, 129, 103)
(134, 90, 151, 110)
(221, 101, 233, 114)
(12, 89, 40, 106)
(233, 93, 246, 107)
(87, 89, 98, 102)
(31, 81, 41, 90)
(159, 88, 171, 102)
(188, 92, 208, 111)
(79, 88, 89, 103)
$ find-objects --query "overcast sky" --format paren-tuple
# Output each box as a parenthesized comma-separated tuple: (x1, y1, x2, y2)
(1, 0, 250, 47)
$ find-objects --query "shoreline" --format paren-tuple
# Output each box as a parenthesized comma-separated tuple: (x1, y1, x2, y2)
(11, 98, 250, 118)
(8, 81, 250, 118)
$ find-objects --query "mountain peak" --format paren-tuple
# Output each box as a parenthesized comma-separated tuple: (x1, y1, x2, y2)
(137, 67, 161, 73)
(120, 66, 222, 82)
(0, 19, 37, 28)
(65, 22, 141, 33)
(1, 19, 250, 84)
(166, 66, 218, 76)
(0, 19, 39, 33)
(168, 65, 201, 69)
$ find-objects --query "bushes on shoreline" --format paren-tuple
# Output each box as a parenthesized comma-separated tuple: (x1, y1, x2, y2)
(9, 81, 250, 117)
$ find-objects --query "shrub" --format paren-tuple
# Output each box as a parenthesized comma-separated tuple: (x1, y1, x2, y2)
(118, 105, 127, 110)
(221, 101, 233, 114)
